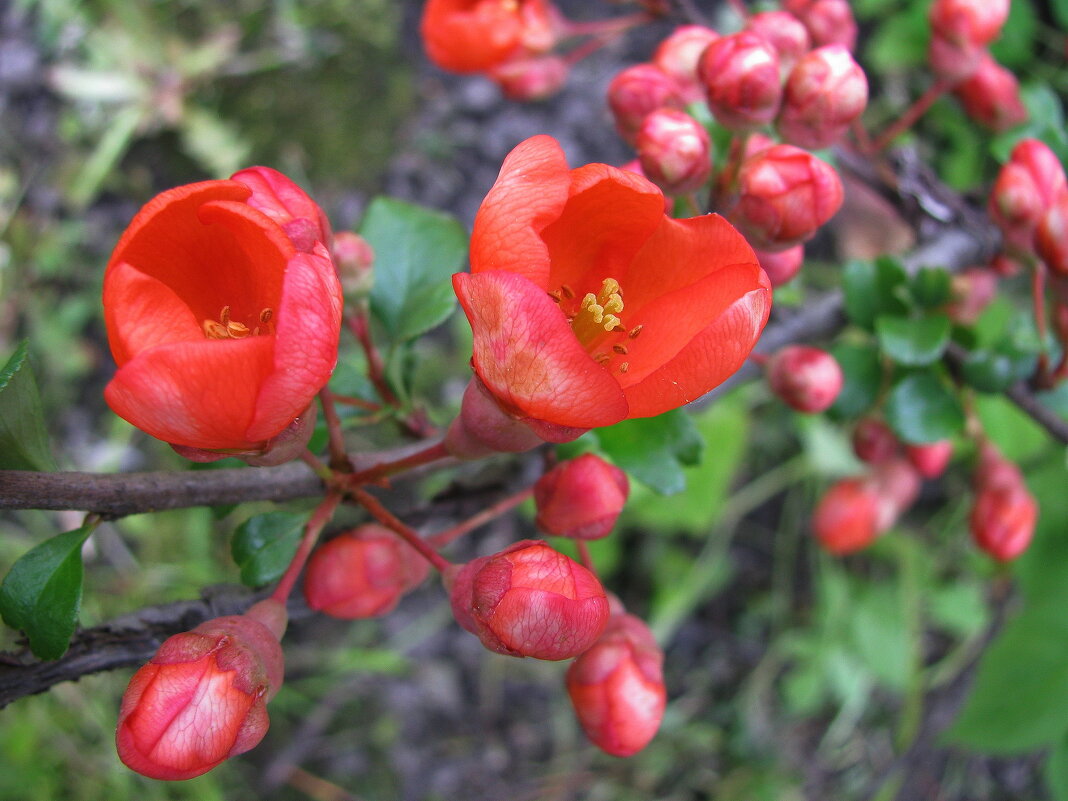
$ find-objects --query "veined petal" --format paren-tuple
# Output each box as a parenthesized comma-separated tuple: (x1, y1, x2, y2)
(248, 250, 343, 441)
(105, 336, 275, 451)
(104, 261, 202, 367)
(622, 281, 770, 418)
(231, 166, 333, 249)
(541, 163, 666, 293)
(470, 135, 571, 287)
(454, 270, 628, 429)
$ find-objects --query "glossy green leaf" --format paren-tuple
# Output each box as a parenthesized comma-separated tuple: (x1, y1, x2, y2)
(884, 372, 965, 444)
(1047, 733, 1068, 801)
(598, 408, 704, 495)
(362, 197, 467, 342)
(231, 512, 306, 587)
(876, 314, 951, 366)
(909, 267, 951, 308)
(0, 341, 58, 471)
(0, 526, 93, 659)
(989, 0, 1038, 69)
(827, 342, 882, 420)
(842, 259, 908, 331)
(961, 345, 1039, 393)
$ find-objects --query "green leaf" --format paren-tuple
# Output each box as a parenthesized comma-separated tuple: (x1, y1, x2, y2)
(842, 259, 908, 331)
(991, 87, 1068, 164)
(0, 526, 93, 659)
(875, 314, 951, 366)
(598, 408, 704, 495)
(231, 512, 306, 587)
(989, 0, 1038, 70)
(909, 267, 951, 308)
(1054, 0, 1068, 29)
(0, 341, 58, 471)
(1013, 458, 1068, 608)
(863, 2, 928, 73)
(884, 372, 965, 444)
(961, 343, 1039, 393)
(945, 603, 1068, 753)
(1046, 733, 1068, 801)
(827, 342, 882, 420)
(362, 197, 467, 342)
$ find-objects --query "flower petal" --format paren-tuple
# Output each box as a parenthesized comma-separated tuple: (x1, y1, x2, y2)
(104, 261, 202, 367)
(247, 250, 343, 441)
(454, 270, 628, 429)
(540, 163, 667, 294)
(470, 135, 571, 288)
(105, 336, 276, 451)
(231, 166, 333, 250)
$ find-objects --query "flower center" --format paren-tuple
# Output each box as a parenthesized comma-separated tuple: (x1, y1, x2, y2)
(548, 278, 643, 375)
(202, 305, 275, 340)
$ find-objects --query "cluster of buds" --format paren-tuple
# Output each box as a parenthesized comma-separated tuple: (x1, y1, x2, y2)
(970, 444, 1038, 561)
(814, 418, 956, 554)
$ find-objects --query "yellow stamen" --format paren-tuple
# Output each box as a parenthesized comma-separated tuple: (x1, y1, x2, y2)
(628, 325, 643, 339)
(598, 278, 621, 302)
(202, 305, 274, 340)
(220, 305, 231, 326)
(202, 320, 229, 339)
(561, 284, 575, 300)
(613, 344, 628, 355)
(226, 321, 250, 338)
(619, 362, 629, 373)
(259, 308, 273, 324)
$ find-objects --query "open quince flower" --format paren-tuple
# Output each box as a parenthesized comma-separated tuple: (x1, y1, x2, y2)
(451, 135, 771, 445)
(103, 168, 343, 462)
(420, 0, 560, 75)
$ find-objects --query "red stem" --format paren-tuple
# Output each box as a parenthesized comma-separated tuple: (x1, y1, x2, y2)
(318, 389, 351, 471)
(1032, 260, 1052, 386)
(429, 487, 535, 548)
(351, 487, 451, 572)
(869, 79, 952, 153)
(299, 449, 332, 482)
(344, 439, 450, 488)
(330, 393, 382, 412)
(561, 12, 651, 38)
(577, 541, 596, 575)
(347, 310, 401, 407)
(270, 492, 342, 603)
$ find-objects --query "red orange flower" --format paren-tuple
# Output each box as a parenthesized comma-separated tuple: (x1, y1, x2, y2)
(103, 168, 343, 461)
(420, 0, 559, 74)
(452, 135, 771, 442)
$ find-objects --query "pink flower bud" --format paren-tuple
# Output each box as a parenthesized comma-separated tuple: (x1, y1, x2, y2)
(971, 480, 1038, 562)
(927, 34, 985, 84)
(812, 477, 882, 554)
(697, 31, 782, 131)
(636, 109, 712, 196)
(116, 601, 286, 780)
(974, 443, 1023, 489)
(929, 0, 1010, 48)
(332, 231, 375, 298)
(607, 63, 684, 145)
(852, 418, 900, 464)
(990, 163, 1047, 251)
(783, 0, 858, 51)
(746, 11, 812, 75)
(766, 345, 843, 413)
(653, 25, 720, 103)
(756, 244, 804, 286)
(952, 53, 1028, 132)
(1036, 191, 1068, 277)
(491, 54, 569, 101)
(566, 613, 666, 757)
(945, 267, 998, 325)
(444, 376, 550, 459)
(303, 524, 430, 619)
(1010, 139, 1068, 206)
(744, 132, 778, 159)
(870, 457, 921, 531)
(447, 540, 609, 660)
(534, 453, 629, 540)
(778, 45, 868, 150)
(906, 440, 953, 479)
(732, 144, 844, 251)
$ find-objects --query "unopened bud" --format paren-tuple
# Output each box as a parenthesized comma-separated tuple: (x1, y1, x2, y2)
(697, 31, 782, 131)
(952, 53, 1028, 132)
(756, 244, 804, 286)
(491, 53, 569, 101)
(971, 477, 1038, 562)
(766, 345, 844, 413)
(636, 109, 712, 196)
(303, 524, 430, 619)
(929, 0, 1010, 48)
(927, 34, 985, 84)
(731, 144, 844, 251)
(566, 613, 666, 757)
(534, 453, 629, 540)
(783, 0, 858, 51)
(447, 540, 609, 660)
(653, 25, 720, 103)
(778, 45, 868, 150)
(332, 231, 375, 298)
(116, 603, 286, 780)
(607, 63, 684, 145)
(812, 477, 882, 554)
(746, 11, 812, 75)
(870, 457, 921, 531)
(852, 418, 899, 464)
(906, 440, 954, 479)
(1036, 191, 1068, 277)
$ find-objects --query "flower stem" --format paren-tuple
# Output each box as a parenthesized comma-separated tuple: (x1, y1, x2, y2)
(270, 491, 342, 603)
(350, 487, 451, 572)
(577, 541, 596, 575)
(318, 389, 351, 471)
(330, 393, 382, 412)
(347, 310, 401, 407)
(1031, 260, 1052, 387)
(868, 79, 952, 153)
(429, 487, 535, 548)
(300, 449, 333, 482)
(562, 12, 652, 38)
(345, 439, 451, 488)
